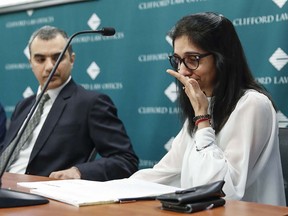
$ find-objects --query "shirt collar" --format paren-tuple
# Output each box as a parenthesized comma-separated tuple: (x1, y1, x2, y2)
(36, 76, 71, 103)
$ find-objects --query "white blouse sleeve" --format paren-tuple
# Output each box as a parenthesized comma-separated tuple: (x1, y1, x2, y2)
(130, 123, 189, 187)
(181, 91, 277, 200)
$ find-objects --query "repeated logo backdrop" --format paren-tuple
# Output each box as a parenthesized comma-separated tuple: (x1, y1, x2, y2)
(0, 0, 287, 169)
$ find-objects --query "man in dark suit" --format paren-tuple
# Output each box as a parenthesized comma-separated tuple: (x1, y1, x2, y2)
(0, 26, 138, 180)
(0, 102, 6, 144)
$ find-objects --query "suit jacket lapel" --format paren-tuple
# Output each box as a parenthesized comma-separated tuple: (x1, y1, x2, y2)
(29, 79, 77, 162)
(5, 97, 35, 147)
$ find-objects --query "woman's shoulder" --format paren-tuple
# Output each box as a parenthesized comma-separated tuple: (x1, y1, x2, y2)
(237, 89, 274, 112)
(241, 89, 271, 103)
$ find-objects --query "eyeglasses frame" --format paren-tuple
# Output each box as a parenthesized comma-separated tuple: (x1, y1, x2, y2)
(168, 53, 212, 71)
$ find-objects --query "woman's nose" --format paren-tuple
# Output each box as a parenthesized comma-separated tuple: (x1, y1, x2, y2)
(178, 62, 192, 76)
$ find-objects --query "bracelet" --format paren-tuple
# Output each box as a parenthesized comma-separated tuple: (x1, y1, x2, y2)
(193, 114, 211, 122)
(195, 118, 210, 126)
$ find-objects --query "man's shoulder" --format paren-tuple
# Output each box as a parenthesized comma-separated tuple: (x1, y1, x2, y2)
(64, 80, 113, 104)
(16, 95, 36, 107)
(75, 84, 105, 97)
(70, 83, 114, 105)
(61, 80, 103, 98)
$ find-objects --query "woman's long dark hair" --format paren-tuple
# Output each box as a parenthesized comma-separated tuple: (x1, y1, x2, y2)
(170, 12, 275, 135)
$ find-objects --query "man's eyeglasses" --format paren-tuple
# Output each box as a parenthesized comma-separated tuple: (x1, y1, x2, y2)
(168, 53, 212, 71)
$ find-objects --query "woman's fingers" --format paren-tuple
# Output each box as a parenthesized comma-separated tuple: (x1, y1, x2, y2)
(166, 69, 199, 93)
(166, 69, 188, 86)
(166, 69, 208, 114)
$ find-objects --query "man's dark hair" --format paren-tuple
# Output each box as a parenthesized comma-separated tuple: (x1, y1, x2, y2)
(28, 25, 73, 56)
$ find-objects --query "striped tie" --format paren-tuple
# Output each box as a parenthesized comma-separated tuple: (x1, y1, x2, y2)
(0, 94, 50, 172)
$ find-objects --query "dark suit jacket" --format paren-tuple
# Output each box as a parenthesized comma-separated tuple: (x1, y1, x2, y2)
(0, 103, 6, 143)
(0, 79, 138, 180)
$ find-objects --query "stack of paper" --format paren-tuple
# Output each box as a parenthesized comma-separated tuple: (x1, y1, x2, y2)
(18, 178, 180, 207)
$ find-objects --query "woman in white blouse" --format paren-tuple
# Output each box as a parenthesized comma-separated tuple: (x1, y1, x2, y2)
(131, 12, 286, 206)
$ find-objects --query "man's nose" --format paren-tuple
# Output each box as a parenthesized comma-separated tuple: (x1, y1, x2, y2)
(44, 58, 55, 71)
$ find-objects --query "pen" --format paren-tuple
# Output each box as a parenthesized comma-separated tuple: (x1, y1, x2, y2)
(118, 196, 156, 203)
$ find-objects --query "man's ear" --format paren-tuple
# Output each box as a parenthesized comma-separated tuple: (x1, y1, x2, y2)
(70, 52, 76, 64)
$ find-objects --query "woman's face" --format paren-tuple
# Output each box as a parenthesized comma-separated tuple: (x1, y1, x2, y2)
(173, 35, 216, 96)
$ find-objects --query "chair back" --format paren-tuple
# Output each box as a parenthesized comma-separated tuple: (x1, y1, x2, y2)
(279, 128, 288, 206)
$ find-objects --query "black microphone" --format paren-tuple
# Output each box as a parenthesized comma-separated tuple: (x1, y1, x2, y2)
(100, 27, 116, 36)
(0, 27, 116, 208)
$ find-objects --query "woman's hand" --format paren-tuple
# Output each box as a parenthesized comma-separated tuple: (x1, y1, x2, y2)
(166, 69, 209, 116)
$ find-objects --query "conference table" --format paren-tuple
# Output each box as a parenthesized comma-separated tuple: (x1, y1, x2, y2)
(1, 173, 288, 216)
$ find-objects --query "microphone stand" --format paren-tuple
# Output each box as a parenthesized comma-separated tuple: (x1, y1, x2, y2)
(0, 27, 115, 208)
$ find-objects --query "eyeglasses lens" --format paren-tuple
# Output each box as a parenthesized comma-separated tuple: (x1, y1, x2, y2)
(169, 55, 198, 70)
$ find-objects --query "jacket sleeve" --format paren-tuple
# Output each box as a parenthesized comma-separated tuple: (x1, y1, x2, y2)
(75, 93, 139, 181)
